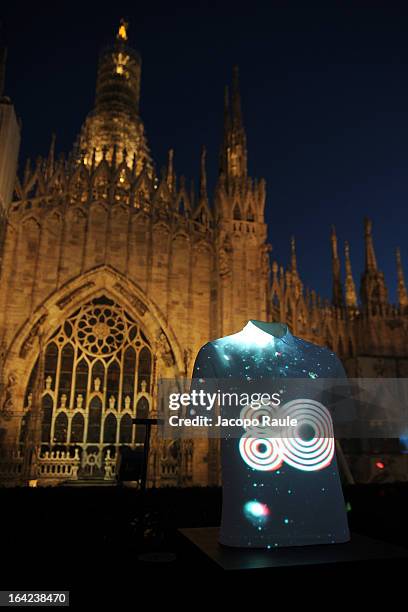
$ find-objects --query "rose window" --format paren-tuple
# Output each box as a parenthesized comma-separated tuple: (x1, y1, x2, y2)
(76, 304, 126, 356)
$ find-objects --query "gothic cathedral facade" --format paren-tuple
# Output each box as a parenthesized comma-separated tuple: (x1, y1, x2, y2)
(0, 24, 408, 486)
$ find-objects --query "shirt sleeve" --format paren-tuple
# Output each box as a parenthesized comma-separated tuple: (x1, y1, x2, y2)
(328, 353, 357, 434)
(191, 342, 219, 380)
(188, 342, 219, 418)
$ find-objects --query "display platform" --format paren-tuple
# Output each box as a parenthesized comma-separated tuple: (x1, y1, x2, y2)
(179, 527, 408, 571)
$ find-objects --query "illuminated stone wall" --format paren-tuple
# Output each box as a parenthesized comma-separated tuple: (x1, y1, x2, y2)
(0, 146, 268, 486)
(0, 24, 408, 487)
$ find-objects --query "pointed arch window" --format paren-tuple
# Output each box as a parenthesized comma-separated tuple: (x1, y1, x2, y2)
(92, 172, 109, 200)
(178, 197, 188, 216)
(233, 203, 242, 220)
(87, 397, 102, 443)
(135, 397, 149, 443)
(21, 296, 153, 454)
(71, 413, 85, 444)
(70, 171, 89, 204)
(120, 414, 133, 444)
(103, 413, 117, 444)
(114, 168, 131, 204)
(41, 395, 54, 443)
(54, 412, 69, 444)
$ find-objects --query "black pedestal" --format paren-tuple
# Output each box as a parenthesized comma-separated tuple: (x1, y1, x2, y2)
(179, 527, 408, 571)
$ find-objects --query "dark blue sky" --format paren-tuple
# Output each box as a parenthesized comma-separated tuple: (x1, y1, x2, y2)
(2, 1, 408, 302)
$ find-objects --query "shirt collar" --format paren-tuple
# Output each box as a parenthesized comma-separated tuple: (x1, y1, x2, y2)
(244, 320, 296, 347)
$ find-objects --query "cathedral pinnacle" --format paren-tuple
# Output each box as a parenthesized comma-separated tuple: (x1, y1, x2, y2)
(331, 225, 343, 307)
(344, 241, 357, 308)
(360, 219, 388, 311)
(396, 247, 408, 309)
(45, 132, 56, 179)
(231, 65, 243, 131)
(200, 145, 208, 200)
(219, 67, 248, 186)
(290, 236, 297, 273)
(364, 217, 378, 271)
(166, 148, 175, 192)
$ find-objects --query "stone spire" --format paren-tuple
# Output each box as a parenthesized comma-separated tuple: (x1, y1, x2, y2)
(199, 145, 208, 201)
(231, 66, 244, 133)
(331, 225, 343, 307)
(45, 132, 56, 179)
(218, 85, 230, 175)
(290, 236, 302, 299)
(223, 85, 230, 138)
(364, 217, 377, 271)
(344, 241, 357, 308)
(396, 247, 408, 309)
(290, 236, 297, 273)
(76, 20, 153, 176)
(360, 218, 388, 311)
(219, 66, 248, 187)
(0, 45, 21, 217)
(166, 148, 175, 192)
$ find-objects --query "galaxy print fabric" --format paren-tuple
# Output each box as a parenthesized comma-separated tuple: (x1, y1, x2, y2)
(191, 320, 350, 548)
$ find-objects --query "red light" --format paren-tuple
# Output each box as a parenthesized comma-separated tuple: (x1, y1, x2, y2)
(375, 461, 385, 469)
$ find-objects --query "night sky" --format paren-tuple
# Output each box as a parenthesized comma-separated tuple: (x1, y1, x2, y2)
(2, 2, 408, 302)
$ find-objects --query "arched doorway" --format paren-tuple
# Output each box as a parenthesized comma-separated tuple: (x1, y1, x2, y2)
(20, 295, 153, 481)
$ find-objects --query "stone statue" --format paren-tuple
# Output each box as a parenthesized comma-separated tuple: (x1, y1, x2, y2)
(219, 247, 231, 278)
(156, 332, 175, 367)
(1, 373, 16, 419)
(19, 314, 47, 358)
(183, 348, 192, 375)
(261, 243, 272, 280)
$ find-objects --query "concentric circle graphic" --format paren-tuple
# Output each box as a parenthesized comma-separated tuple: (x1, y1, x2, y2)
(278, 399, 334, 472)
(239, 404, 275, 437)
(239, 434, 283, 471)
(238, 399, 335, 473)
